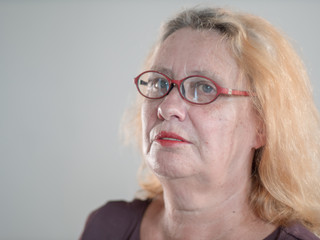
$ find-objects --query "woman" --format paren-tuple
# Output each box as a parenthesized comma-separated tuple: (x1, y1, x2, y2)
(80, 7, 320, 240)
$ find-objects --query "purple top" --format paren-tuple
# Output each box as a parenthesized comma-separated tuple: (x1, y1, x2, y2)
(79, 199, 319, 240)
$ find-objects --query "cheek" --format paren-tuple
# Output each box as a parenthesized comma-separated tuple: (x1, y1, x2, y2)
(193, 103, 249, 151)
(141, 102, 158, 148)
(197, 102, 235, 130)
(191, 104, 231, 147)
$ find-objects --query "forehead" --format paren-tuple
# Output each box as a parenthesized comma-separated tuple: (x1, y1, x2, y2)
(149, 28, 244, 88)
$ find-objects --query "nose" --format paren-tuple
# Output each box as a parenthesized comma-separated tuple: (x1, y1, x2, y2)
(157, 86, 187, 121)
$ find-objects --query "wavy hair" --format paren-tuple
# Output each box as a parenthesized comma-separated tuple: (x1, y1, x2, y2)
(126, 7, 320, 234)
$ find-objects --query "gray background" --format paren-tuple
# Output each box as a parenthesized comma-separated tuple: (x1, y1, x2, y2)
(1, 0, 319, 239)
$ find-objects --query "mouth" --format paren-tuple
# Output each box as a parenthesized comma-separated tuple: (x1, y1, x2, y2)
(160, 137, 183, 141)
(154, 131, 190, 146)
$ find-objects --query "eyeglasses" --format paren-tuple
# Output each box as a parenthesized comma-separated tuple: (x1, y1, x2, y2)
(134, 70, 250, 105)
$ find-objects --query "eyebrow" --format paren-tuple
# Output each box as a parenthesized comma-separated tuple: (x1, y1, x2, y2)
(150, 66, 224, 83)
(150, 66, 172, 77)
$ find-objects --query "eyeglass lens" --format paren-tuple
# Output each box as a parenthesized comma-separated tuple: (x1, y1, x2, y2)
(137, 71, 218, 104)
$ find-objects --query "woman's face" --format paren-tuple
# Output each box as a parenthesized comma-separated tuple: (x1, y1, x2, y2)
(141, 28, 263, 187)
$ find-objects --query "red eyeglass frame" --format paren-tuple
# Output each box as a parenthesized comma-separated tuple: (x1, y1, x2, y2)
(134, 70, 251, 105)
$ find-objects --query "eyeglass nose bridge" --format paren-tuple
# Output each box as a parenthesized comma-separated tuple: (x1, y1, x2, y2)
(164, 80, 185, 100)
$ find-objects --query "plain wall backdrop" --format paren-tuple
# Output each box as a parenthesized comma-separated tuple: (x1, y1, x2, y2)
(1, 0, 320, 239)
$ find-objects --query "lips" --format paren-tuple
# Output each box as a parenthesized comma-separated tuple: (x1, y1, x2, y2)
(154, 131, 190, 146)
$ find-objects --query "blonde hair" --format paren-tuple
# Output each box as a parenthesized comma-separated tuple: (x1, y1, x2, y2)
(127, 7, 320, 234)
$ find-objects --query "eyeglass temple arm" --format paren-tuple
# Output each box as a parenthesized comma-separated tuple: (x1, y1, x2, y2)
(138, 79, 148, 86)
(221, 88, 250, 96)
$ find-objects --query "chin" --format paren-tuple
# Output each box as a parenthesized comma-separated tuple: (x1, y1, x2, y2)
(146, 155, 196, 180)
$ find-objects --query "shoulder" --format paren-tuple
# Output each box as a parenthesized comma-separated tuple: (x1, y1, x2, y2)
(267, 223, 319, 240)
(80, 199, 151, 240)
(88, 199, 151, 222)
(281, 223, 319, 240)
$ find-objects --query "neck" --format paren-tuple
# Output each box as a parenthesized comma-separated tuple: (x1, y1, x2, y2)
(152, 176, 274, 240)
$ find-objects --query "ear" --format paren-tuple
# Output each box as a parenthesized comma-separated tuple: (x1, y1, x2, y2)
(254, 120, 266, 149)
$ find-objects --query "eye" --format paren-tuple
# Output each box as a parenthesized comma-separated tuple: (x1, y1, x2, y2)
(137, 72, 170, 98)
(191, 80, 216, 95)
(153, 78, 169, 90)
(182, 77, 217, 103)
(199, 83, 214, 93)
(146, 76, 170, 97)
